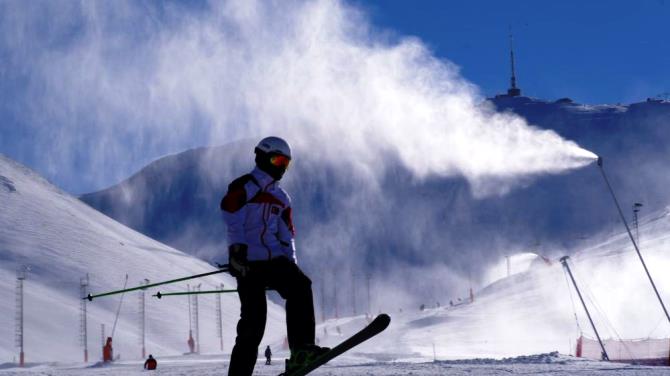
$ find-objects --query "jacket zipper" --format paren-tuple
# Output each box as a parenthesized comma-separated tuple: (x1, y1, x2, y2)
(259, 181, 274, 261)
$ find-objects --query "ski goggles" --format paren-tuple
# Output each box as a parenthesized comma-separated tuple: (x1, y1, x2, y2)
(269, 154, 291, 169)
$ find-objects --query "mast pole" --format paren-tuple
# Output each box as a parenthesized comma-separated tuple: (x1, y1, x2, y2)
(560, 256, 609, 361)
(597, 157, 670, 324)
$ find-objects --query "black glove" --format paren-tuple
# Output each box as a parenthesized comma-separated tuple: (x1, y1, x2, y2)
(228, 243, 250, 277)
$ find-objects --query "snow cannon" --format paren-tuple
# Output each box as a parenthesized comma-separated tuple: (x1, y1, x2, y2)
(596, 156, 603, 167)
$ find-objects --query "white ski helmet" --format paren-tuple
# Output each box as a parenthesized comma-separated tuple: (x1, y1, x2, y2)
(255, 136, 292, 159)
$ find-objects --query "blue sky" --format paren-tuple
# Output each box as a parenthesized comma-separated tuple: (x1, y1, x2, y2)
(356, 0, 670, 104)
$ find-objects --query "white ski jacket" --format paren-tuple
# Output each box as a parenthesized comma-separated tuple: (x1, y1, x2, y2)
(221, 167, 296, 262)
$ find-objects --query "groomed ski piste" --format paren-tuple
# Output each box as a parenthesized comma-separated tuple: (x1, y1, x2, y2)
(1, 352, 668, 375)
(2, 152, 670, 375)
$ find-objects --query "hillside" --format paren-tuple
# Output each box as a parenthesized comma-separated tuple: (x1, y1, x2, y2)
(2, 152, 669, 371)
(315, 205, 670, 360)
(0, 154, 286, 363)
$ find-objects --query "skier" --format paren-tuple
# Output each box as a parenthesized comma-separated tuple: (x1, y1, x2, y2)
(220, 136, 329, 375)
(265, 345, 272, 365)
(143, 354, 157, 370)
(102, 337, 113, 362)
(187, 331, 195, 353)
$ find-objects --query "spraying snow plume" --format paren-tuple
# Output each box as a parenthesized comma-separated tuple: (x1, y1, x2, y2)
(0, 0, 595, 195)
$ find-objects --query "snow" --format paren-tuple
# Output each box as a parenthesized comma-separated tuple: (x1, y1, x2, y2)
(3, 152, 670, 374)
(482, 252, 549, 286)
(309, 205, 670, 363)
(0, 352, 668, 375)
(0, 154, 287, 363)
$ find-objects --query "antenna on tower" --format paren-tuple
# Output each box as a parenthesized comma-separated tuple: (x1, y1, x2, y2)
(507, 26, 521, 97)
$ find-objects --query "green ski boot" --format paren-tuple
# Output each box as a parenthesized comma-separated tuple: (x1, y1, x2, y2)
(284, 344, 330, 373)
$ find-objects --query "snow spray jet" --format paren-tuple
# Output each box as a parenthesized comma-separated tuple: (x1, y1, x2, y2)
(1, 0, 597, 196)
(595, 156, 670, 325)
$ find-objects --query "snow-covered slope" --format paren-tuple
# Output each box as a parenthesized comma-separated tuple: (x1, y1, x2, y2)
(0, 154, 286, 363)
(316, 207, 670, 360)
(2, 351, 670, 375)
(1, 151, 669, 371)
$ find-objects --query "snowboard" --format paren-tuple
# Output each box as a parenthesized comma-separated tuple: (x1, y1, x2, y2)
(279, 313, 391, 376)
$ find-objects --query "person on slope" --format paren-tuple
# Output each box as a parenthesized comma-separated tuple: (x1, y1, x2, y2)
(265, 345, 272, 365)
(102, 337, 113, 362)
(143, 354, 157, 370)
(220, 136, 328, 376)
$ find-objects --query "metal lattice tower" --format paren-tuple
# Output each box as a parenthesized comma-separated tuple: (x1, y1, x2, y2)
(633, 203, 643, 244)
(187, 284, 192, 332)
(100, 324, 105, 348)
(187, 284, 193, 353)
(321, 274, 326, 323)
(80, 274, 89, 362)
(366, 274, 371, 316)
(191, 284, 201, 353)
(351, 271, 357, 316)
(332, 271, 339, 319)
(139, 279, 149, 359)
(216, 283, 223, 351)
(15, 267, 27, 367)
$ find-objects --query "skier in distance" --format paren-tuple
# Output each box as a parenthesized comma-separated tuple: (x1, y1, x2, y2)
(265, 345, 272, 365)
(143, 354, 157, 370)
(220, 136, 329, 375)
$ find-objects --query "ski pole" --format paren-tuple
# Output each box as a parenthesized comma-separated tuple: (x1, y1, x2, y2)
(154, 289, 240, 299)
(154, 287, 272, 299)
(85, 265, 230, 301)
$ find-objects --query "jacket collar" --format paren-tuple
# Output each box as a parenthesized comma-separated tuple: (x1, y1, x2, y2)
(251, 166, 276, 188)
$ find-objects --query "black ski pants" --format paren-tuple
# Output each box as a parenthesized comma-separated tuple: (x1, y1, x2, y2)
(228, 256, 316, 376)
